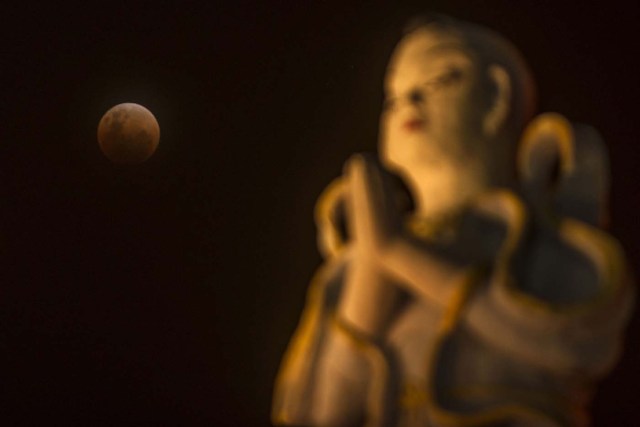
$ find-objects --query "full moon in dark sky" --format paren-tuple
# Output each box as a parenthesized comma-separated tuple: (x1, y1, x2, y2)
(97, 103, 160, 164)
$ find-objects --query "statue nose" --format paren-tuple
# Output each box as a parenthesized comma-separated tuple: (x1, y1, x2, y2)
(408, 89, 424, 105)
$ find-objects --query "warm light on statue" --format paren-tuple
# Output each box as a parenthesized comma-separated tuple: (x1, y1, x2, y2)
(273, 15, 634, 427)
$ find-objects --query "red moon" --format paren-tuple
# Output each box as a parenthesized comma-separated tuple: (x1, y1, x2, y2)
(97, 103, 160, 164)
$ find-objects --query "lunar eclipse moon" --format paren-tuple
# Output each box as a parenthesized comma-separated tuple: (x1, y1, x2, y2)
(97, 103, 160, 164)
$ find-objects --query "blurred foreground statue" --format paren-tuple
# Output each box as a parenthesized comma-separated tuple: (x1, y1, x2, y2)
(273, 15, 634, 427)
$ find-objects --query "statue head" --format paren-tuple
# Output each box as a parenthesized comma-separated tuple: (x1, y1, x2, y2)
(379, 16, 536, 218)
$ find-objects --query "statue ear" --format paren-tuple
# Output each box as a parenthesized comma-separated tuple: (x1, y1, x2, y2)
(483, 65, 511, 137)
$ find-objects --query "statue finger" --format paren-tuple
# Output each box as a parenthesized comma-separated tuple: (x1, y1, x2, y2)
(345, 154, 397, 248)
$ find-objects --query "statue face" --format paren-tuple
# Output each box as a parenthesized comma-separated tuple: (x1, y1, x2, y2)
(379, 27, 498, 215)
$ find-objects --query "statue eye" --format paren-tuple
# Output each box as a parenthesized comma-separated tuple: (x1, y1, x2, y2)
(439, 69, 463, 85)
(424, 69, 463, 92)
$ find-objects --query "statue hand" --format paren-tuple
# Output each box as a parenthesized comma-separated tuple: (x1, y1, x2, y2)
(343, 153, 481, 306)
(344, 154, 402, 259)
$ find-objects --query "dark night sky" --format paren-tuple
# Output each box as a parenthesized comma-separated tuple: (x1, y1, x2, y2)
(1, 0, 639, 425)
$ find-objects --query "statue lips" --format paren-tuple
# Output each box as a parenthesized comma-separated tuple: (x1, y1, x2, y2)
(404, 117, 425, 132)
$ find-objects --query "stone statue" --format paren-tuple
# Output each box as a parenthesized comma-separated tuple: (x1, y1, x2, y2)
(272, 15, 634, 427)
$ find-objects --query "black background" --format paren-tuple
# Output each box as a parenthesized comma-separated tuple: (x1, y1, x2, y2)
(1, 0, 639, 425)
